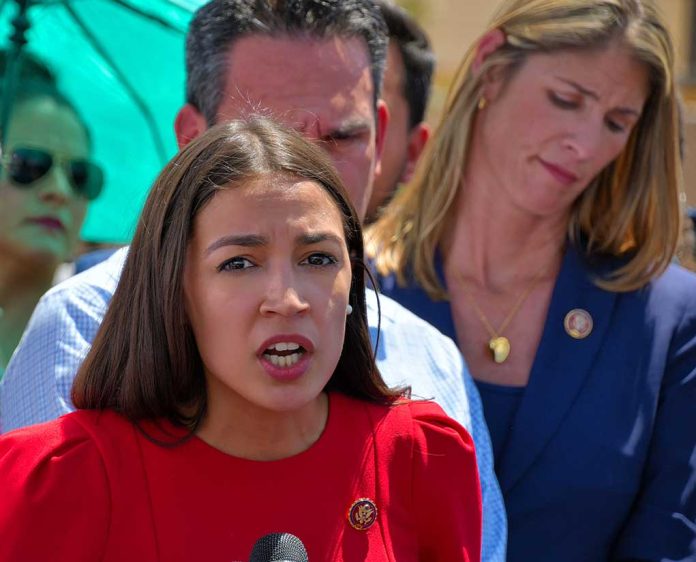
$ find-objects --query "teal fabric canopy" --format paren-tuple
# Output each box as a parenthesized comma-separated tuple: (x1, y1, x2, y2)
(0, 0, 206, 242)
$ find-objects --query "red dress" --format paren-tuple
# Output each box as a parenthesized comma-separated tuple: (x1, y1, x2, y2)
(0, 393, 481, 561)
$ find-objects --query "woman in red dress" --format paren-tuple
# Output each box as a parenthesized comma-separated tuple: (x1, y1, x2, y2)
(0, 118, 482, 561)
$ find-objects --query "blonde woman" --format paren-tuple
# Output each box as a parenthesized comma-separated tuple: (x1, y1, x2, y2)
(368, 0, 696, 560)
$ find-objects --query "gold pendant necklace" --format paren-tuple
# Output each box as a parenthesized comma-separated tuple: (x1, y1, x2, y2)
(458, 272, 543, 364)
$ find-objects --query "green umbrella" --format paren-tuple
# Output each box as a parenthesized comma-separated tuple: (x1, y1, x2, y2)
(0, 0, 205, 243)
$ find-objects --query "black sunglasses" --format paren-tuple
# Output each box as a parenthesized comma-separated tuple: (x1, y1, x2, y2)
(1, 146, 104, 201)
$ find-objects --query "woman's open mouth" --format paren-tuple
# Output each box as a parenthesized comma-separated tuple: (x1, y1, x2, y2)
(262, 342, 307, 368)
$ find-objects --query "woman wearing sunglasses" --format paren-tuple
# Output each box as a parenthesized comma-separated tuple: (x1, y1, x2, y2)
(0, 52, 103, 377)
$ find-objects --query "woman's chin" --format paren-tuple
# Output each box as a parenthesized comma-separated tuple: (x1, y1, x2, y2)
(253, 387, 326, 415)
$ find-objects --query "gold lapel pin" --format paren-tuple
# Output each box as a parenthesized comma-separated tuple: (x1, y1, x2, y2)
(564, 308, 593, 339)
(347, 498, 378, 531)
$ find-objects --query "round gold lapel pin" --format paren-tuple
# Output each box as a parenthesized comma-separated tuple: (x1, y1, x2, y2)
(564, 308, 593, 339)
(347, 498, 378, 531)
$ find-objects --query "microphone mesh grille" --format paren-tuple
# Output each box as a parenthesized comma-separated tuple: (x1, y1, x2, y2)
(248, 532, 309, 562)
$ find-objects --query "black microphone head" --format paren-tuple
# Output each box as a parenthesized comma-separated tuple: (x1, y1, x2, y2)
(248, 532, 309, 562)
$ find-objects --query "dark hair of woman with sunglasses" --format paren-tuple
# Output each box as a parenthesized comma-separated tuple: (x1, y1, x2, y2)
(0, 52, 103, 377)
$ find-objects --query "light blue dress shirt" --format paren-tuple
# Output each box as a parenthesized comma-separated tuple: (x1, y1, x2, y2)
(0, 247, 506, 561)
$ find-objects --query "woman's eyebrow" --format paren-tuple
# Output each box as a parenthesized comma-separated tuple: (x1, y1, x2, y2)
(556, 77, 641, 116)
(556, 77, 599, 100)
(297, 232, 344, 246)
(205, 234, 266, 256)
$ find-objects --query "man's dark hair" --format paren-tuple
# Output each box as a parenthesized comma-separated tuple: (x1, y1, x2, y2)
(186, 0, 388, 125)
(375, 0, 434, 129)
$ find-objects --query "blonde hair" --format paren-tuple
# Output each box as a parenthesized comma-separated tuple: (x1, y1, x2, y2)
(368, 0, 681, 297)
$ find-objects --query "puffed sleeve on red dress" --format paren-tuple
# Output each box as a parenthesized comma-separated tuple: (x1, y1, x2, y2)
(408, 400, 483, 562)
(0, 414, 110, 561)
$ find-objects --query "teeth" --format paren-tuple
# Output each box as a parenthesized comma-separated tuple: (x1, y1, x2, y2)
(266, 353, 301, 368)
(268, 342, 300, 352)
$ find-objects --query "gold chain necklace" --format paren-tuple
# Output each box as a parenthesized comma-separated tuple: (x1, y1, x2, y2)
(457, 272, 543, 364)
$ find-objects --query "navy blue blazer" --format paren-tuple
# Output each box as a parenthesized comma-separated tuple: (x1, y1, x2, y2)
(377, 244, 696, 561)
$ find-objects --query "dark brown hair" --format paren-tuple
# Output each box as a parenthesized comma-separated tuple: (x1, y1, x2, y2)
(0, 50, 92, 148)
(72, 117, 401, 428)
(375, 0, 435, 128)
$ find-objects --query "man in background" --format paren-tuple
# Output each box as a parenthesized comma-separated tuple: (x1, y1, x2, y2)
(0, 2, 505, 559)
(366, 0, 433, 223)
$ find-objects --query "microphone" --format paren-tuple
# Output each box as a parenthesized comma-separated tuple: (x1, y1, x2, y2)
(248, 532, 309, 562)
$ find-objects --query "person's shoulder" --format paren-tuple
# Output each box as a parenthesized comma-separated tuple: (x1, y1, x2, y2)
(650, 263, 696, 300)
(5, 249, 128, 367)
(583, 244, 696, 308)
(364, 288, 474, 426)
(0, 410, 141, 492)
(358, 396, 474, 452)
(365, 288, 460, 359)
(642, 264, 696, 321)
(0, 412, 115, 558)
(2, 411, 84, 444)
(366, 286, 438, 329)
(396, 399, 483, 559)
(0, 409, 128, 455)
(39, 246, 128, 309)
(403, 399, 474, 451)
(0, 412, 104, 484)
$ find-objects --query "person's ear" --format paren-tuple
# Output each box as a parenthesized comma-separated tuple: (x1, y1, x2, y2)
(400, 122, 430, 185)
(472, 28, 506, 74)
(174, 103, 208, 149)
(373, 100, 389, 178)
(472, 29, 507, 103)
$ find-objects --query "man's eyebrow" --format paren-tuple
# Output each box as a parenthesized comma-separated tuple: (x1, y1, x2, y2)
(205, 234, 266, 256)
(556, 77, 642, 116)
(326, 118, 371, 138)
